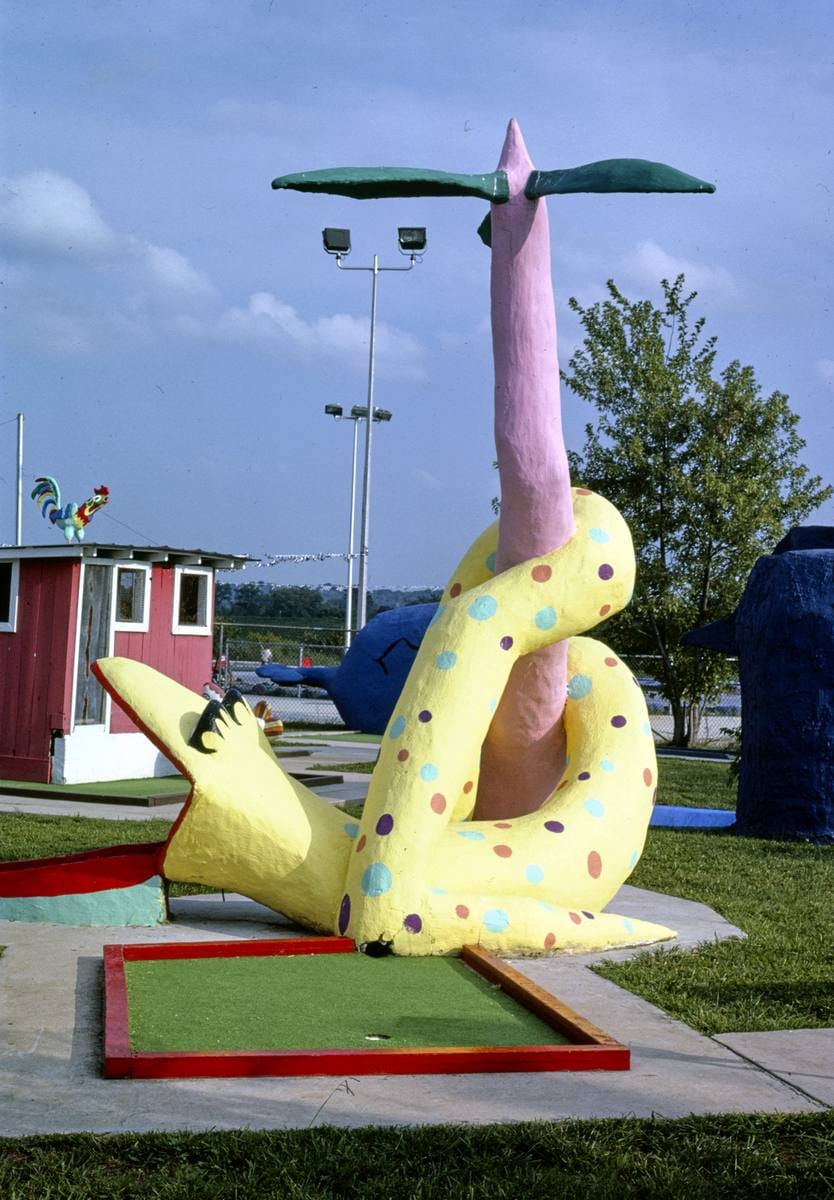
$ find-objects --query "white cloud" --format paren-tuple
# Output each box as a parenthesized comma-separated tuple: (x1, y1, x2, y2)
(413, 468, 444, 491)
(0, 170, 118, 258)
(135, 241, 216, 298)
(0, 169, 218, 354)
(183, 291, 427, 382)
(623, 239, 736, 298)
(817, 358, 834, 384)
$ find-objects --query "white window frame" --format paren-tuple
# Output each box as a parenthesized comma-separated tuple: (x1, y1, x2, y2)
(0, 558, 20, 633)
(172, 566, 213, 636)
(112, 563, 152, 633)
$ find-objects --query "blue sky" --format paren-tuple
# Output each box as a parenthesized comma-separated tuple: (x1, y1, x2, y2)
(2, 0, 832, 589)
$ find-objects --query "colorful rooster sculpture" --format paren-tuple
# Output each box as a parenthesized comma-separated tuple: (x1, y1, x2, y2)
(31, 476, 110, 543)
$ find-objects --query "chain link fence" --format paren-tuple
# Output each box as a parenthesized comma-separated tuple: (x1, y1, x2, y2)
(214, 624, 348, 725)
(214, 626, 740, 744)
(626, 654, 740, 747)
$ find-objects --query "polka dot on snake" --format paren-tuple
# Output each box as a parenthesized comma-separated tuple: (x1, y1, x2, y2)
(544, 820, 565, 833)
(449, 582, 462, 597)
(525, 864, 544, 884)
(493, 844, 513, 858)
(468, 595, 497, 621)
(585, 799, 605, 818)
(600, 758, 615, 772)
(420, 763, 439, 782)
(500, 635, 514, 650)
(430, 793, 446, 814)
(642, 720, 653, 736)
(567, 673, 593, 699)
(531, 564, 552, 583)
(577, 771, 591, 782)
(403, 913, 423, 934)
(643, 768, 653, 786)
(483, 909, 510, 932)
(463, 780, 474, 794)
(534, 606, 557, 631)
(397, 748, 409, 762)
(343, 822, 360, 839)
(611, 714, 627, 728)
(456, 904, 470, 919)
(569, 911, 582, 924)
(389, 715, 406, 739)
(361, 863, 393, 897)
(485, 551, 497, 573)
(418, 709, 432, 723)
(598, 563, 614, 580)
(599, 603, 611, 616)
(622, 917, 635, 933)
(338, 894, 351, 934)
(587, 851, 603, 878)
(604, 656, 618, 667)
(589, 528, 610, 543)
(375, 813, 394, 836)
(356, 835, 366, 853)
(628, 850, 639, 869)
(435, 650, 457, 670)
(457, 830, 486, 841)
(544, 932, 556, 949)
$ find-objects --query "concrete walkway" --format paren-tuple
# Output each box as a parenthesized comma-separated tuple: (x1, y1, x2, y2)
(0, 886, 829, 1136)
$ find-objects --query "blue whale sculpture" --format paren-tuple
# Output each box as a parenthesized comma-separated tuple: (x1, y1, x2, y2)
(684, 526, 834, 843)
(256, 603, 437, 734)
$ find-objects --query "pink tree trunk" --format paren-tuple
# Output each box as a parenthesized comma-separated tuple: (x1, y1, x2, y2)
(475, 119, 574, 819)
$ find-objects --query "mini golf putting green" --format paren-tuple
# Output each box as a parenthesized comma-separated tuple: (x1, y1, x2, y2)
(103, 938, 629, 1078)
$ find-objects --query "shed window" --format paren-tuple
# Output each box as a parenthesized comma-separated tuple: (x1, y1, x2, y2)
(114, 565, 150, 630)
(0, 560, 20, 633)
(173, 567, 212, 635)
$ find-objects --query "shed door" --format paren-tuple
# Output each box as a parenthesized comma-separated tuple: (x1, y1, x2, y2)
(74, 565, 112, 725)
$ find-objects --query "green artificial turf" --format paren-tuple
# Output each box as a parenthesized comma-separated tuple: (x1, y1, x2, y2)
(0, 776, 188, 799)
(1, 1114, 832, 1199)
(125, 953, 568, 1052)
(317, 760, 376, 775)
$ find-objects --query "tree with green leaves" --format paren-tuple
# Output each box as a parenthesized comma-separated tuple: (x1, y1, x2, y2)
(563, 275, 831, 745)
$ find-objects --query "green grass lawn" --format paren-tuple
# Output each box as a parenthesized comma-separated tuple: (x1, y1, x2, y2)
(595, 826, 833, 1034)
(1, 1114, 832, 1199)
(654, 756, 733, 808)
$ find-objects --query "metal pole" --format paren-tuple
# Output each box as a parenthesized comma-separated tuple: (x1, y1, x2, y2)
(344, 416, 360, 651)
(356, 256, 378, 631)
(15, 413, 23, 546)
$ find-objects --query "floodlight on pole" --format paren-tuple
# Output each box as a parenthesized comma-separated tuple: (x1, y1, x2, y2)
(323, 227, 426, 631)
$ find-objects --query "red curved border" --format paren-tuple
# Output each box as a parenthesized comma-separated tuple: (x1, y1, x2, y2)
(0, 841, 166, 898)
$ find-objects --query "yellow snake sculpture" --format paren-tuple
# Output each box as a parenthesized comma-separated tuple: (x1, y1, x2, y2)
(96, 487, 672, 955)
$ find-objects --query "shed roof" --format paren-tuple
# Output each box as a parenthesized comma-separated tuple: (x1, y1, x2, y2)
(0, 544, 252, 570)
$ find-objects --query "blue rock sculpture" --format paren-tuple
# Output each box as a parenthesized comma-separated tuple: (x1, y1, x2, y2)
(256, 603, 437, 734)
(684, 527, 834, 842)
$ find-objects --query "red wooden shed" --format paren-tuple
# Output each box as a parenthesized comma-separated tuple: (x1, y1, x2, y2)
(0, 543, 249, 784)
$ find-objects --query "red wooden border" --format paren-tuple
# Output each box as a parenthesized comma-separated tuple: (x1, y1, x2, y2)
(103, 938, 629, 1079)
(0, 841, 166, 898)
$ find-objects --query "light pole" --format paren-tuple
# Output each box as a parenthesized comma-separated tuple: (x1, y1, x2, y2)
(325, 403, 392, 650)
(322, 227, 426, 631)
